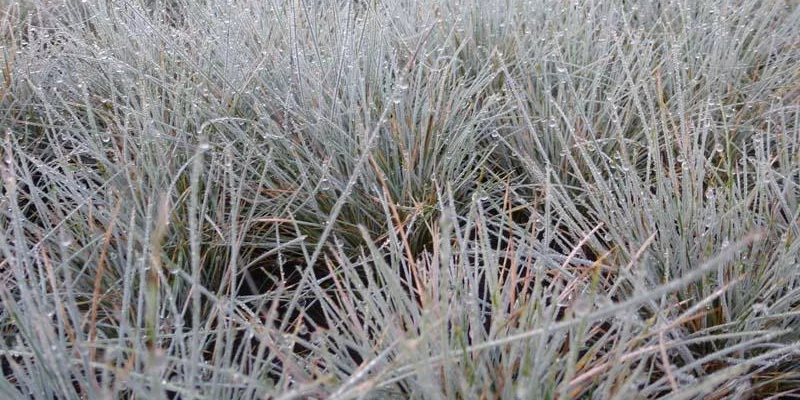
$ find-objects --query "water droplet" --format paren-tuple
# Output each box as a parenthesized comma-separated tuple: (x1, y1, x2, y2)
(752, 302, 768, 315)
(224, 148, 233, 167)
(677, 371, 698, 384)
(573, 297, 592, 316)
(391, 93, 403, 104)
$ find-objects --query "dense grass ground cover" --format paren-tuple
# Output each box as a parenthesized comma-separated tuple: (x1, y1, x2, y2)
(0, 0, 798, 398)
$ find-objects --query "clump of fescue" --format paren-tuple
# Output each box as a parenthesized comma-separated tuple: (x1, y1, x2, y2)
(0, 0, 798, 399)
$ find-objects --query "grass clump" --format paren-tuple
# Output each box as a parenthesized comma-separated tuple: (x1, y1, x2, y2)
(1, 0, 798, 399)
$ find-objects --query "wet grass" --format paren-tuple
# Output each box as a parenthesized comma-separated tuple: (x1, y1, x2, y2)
(0, 0, 799, 398)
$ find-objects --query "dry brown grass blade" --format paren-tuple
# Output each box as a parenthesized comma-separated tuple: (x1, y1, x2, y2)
(368, 152, 426, 306)
(85, 196, 122, 389)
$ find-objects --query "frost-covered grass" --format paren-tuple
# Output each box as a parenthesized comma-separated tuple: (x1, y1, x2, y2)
(0, 0, 798, 398)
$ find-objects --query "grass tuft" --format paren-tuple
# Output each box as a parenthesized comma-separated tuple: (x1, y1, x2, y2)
(1, 0, 798, 398)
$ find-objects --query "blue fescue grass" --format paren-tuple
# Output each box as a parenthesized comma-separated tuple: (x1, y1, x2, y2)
(1, 0, 798, 399)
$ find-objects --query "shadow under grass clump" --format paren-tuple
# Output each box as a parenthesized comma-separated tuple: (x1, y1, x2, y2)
(228, 250, 370, 383)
